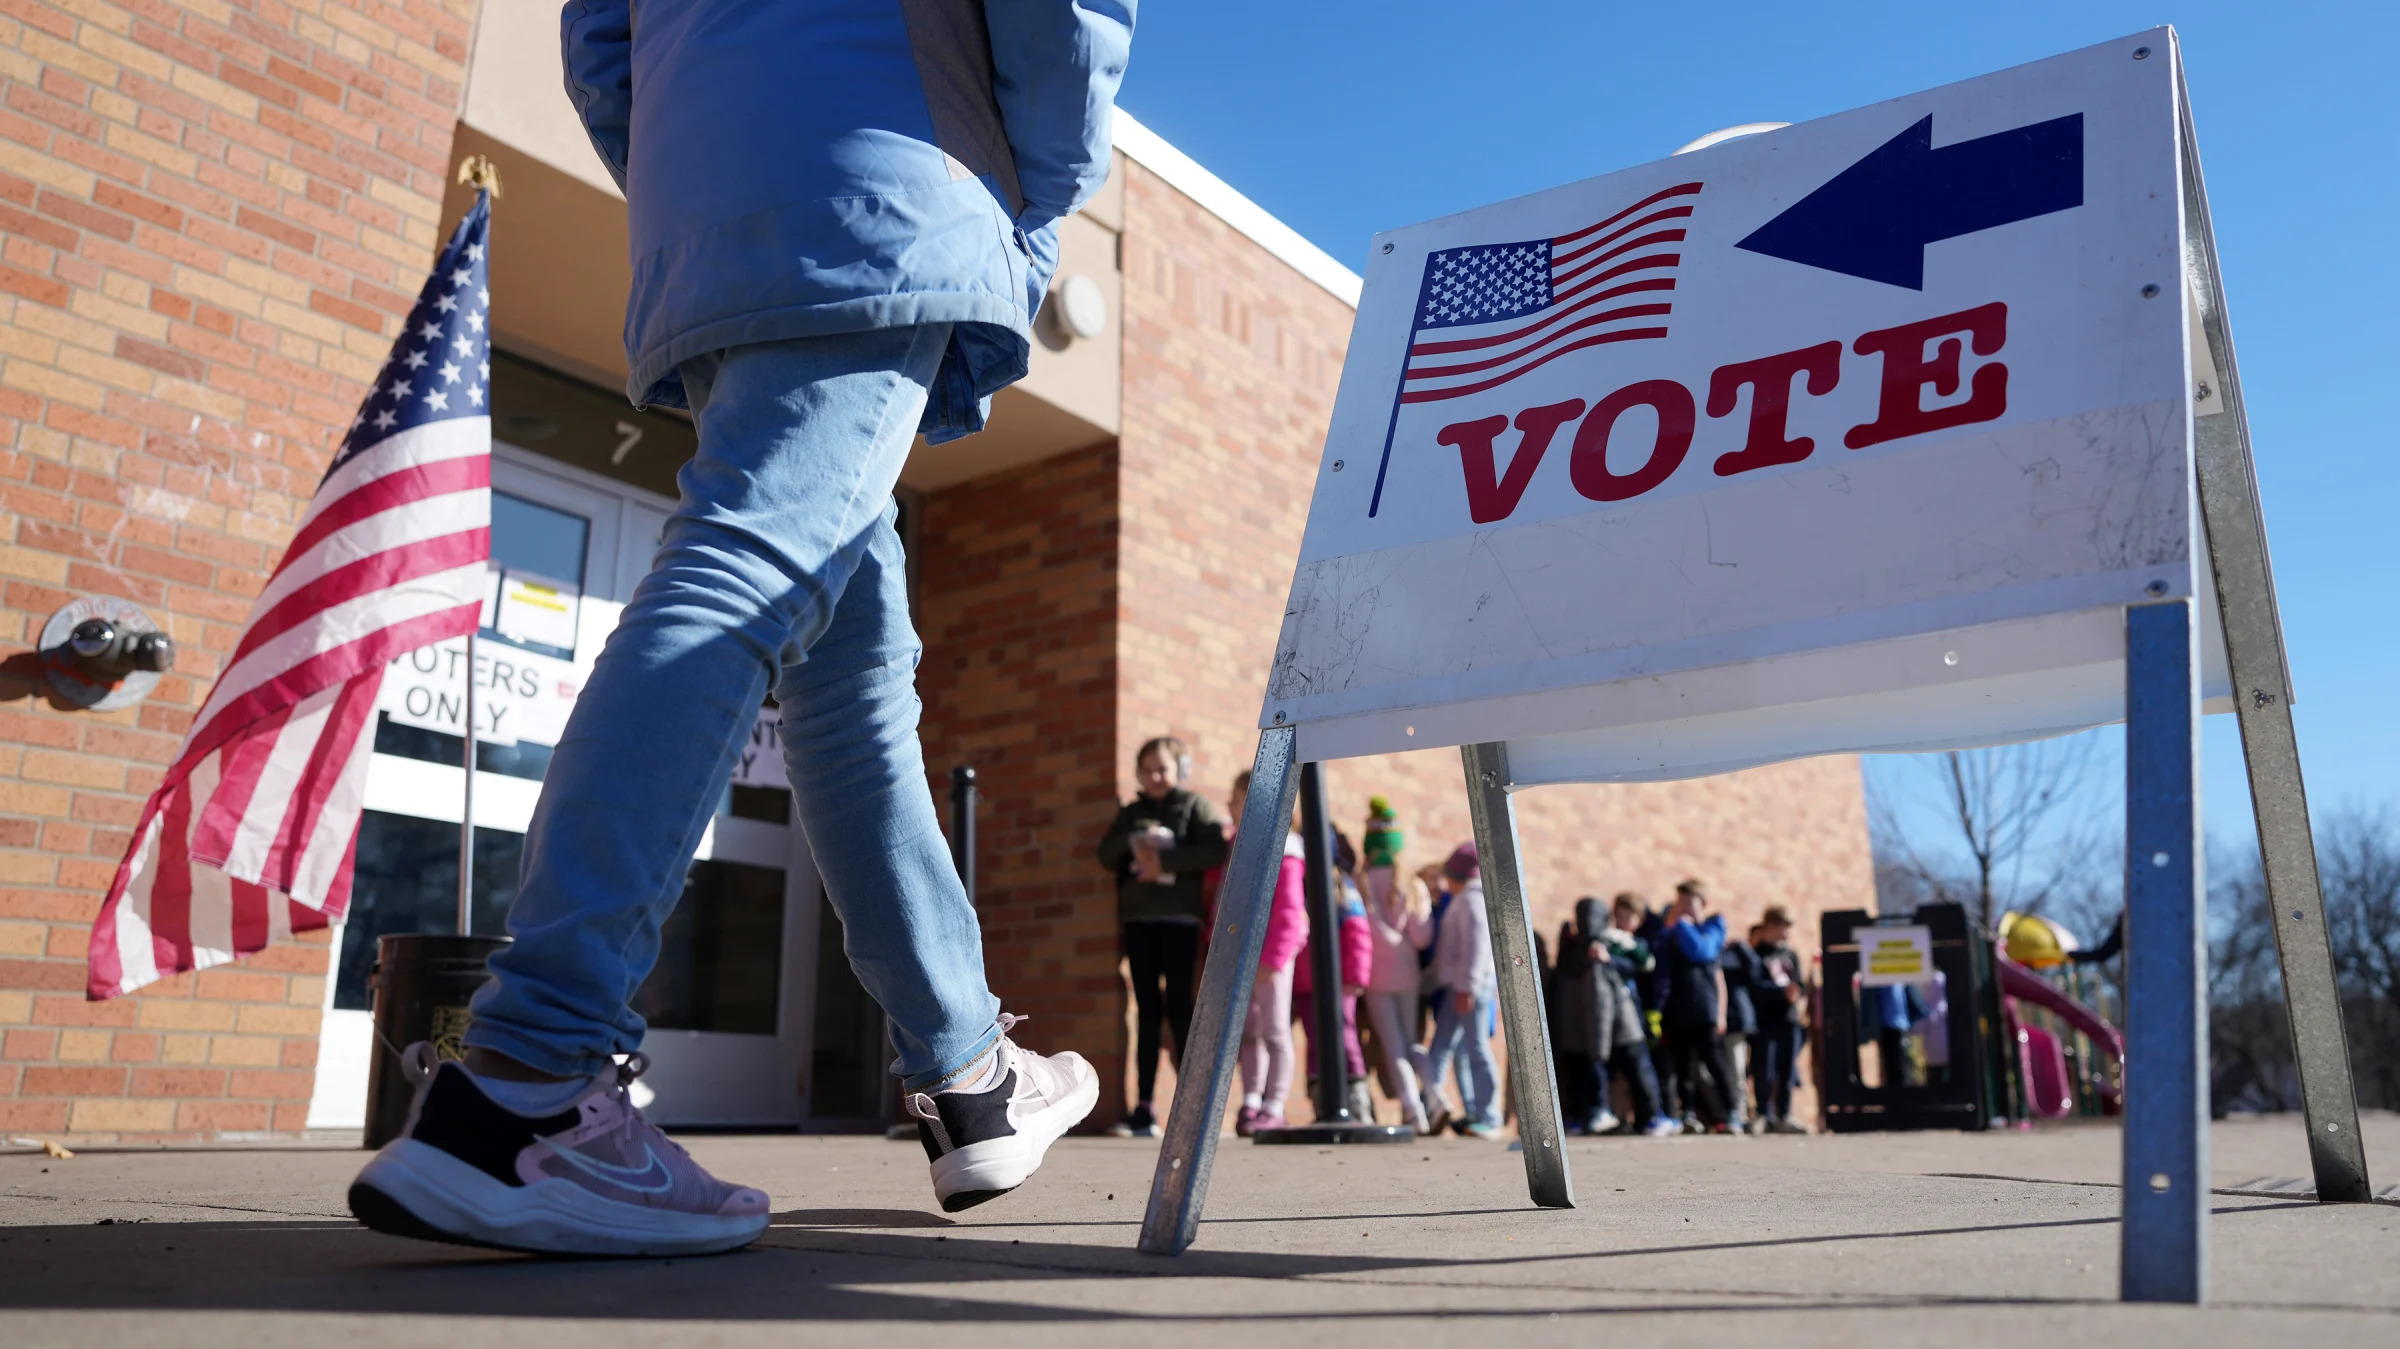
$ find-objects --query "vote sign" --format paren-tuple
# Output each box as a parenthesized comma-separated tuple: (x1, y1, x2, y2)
(1270, 30, 2224, 779)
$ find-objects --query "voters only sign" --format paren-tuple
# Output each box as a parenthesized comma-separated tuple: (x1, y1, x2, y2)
(1265, 30, 2241, 780)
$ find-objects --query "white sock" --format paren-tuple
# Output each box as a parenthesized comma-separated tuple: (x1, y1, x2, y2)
(937, 1048, 1005, 1095)
(469, 1068, 591, 1117)
(1243, 1093, 1263, 1111)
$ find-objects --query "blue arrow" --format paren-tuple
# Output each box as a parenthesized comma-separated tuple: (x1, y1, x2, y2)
(1736, 113, 2083, 289)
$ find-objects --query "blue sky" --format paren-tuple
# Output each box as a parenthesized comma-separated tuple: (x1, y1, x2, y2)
(1116, 2, 2396, 867)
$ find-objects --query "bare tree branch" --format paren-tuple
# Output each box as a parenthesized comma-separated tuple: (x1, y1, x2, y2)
(1873, 734, 2112, 932)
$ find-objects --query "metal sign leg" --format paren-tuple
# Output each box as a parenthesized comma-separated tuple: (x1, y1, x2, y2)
(2192, 423, 2371, 1203)
(1461, 741, 1574, 1210)
(2121, 599, 2206, 1304)
(1138, 726, 1300, 1255)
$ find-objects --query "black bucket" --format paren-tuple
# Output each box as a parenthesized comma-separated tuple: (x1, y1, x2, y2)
(362, 933, 510, 1149)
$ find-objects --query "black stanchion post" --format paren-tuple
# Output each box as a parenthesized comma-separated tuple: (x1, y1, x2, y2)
(892, 758, 984, 1132)
(950, 765, 978, 904)
(1299, 762, 1346, 1123)
(892, 763, 984, 1140)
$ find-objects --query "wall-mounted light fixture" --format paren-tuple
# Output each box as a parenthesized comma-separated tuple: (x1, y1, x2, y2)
(1042, 273, 1109, 346)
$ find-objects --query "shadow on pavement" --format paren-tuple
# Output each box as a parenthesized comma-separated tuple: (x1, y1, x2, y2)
(0, 1200, 2352, 1323)
(774, 1207, 955, 1228)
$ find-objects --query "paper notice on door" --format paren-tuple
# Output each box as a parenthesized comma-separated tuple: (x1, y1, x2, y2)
(495, 569, 580, 653)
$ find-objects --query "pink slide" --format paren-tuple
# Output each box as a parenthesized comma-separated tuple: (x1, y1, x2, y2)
(2019, 1024, 2074, 1117)
(1997, 955, 2123, 1111)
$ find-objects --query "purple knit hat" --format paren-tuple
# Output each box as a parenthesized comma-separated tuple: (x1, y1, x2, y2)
(1443, 841, 1479, 880)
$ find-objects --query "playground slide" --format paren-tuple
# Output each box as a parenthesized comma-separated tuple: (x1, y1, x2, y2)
(1996, 956, 2125, 1061)
(2020, 1024, 2074, 1117)
(1997, 955, 2123, 1113)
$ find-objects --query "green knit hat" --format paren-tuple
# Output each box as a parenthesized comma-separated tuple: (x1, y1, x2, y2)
(1362, 796, 1403, 869)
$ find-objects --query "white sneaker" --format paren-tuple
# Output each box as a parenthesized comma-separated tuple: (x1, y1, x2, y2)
(1590, 1110, 1621, 1134)
(350, 1046, 769, 1257)
(1643, 1116, 1684, 1137)
(904, 1014, 1098, 1213)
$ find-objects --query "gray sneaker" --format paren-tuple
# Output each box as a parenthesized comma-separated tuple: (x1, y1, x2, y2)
(350, 1045, 769, 1256)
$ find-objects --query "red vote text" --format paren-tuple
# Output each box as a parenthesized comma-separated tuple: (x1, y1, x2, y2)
(1440, 302, 2010, 525)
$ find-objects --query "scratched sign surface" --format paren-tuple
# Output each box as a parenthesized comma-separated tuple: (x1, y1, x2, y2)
(1267, 31, 2194, 754)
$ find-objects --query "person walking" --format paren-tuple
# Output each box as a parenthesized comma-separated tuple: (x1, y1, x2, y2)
(1359, 805, 1435, 1132)
(1422, 844, 1502, 1138)
(1750, 906, 1810, 1133)
(1235, 773, 1310, 1135)
(1657, 880, 1747, 1132)
(348, 2, 1137, 1256)
(1096, 736, 1228, 1137)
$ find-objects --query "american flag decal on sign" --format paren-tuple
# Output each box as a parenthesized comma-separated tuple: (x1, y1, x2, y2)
(1368, 181, 1704, 516)
(85, 195, 495, 1000)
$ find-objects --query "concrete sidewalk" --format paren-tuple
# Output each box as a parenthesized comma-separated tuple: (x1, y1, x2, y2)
(2, 1115, 2394, 1348)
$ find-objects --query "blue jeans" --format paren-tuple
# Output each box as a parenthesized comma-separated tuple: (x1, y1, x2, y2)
(1424, 992, 1500, 1128)
(467, 326, 1002, 1091)
(1754, 1019, 1805, 1122)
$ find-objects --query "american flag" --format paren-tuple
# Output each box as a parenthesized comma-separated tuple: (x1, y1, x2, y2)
(85, 194, 494, 999)
(1368, 181, 1703, 516)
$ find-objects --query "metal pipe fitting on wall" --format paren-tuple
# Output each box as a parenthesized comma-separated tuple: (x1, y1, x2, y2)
(40, 596, 175, 711)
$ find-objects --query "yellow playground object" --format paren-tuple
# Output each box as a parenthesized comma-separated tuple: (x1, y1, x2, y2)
(1998, 911, 2082, 969)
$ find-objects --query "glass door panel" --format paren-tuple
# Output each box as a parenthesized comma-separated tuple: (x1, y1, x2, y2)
(313, 445, 832, 1131)
(635, 859, 787, 1036)
(806, 894, 894, 1127)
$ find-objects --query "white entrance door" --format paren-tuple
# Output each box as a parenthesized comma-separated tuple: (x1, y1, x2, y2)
(308, 446, 839, 1129)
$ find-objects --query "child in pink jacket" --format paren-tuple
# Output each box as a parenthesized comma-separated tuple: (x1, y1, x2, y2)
(1235, 773, 1309, 1135)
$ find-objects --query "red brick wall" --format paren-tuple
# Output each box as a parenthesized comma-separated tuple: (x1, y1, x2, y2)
(1113, 159, 1877, 1122)
(912, 441, 1128, 1102)
(0, 0, 475, 1140)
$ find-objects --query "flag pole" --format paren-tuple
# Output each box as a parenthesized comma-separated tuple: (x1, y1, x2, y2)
(451, 157, 500, 941)
(459, 626, 476, 936)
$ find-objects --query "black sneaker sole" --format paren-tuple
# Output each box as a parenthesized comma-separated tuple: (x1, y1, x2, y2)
(939, 1186, 1013, 1213)
(350, 1180, 488, 1250)
(350, 1178, 752, 1259)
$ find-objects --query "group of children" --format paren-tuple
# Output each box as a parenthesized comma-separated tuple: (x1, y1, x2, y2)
(1225, 788, 1509, 1138)
(1548, 883, 1811, 1136)
(1097, 738, 1813, 1140)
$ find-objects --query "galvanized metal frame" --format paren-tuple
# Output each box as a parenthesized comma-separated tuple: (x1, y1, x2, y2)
(1461, 741, 1575, 1209)
(2121, 598, 2207, 1302)
(1139, 726, 1299, 1255)
(2175, 50, 2370, 1205)
(1141, 39, 2364, 1276)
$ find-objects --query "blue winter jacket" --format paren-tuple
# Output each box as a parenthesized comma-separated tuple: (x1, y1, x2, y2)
(1660, 914, 1727, 1030)
(561, 0, 1135, 441)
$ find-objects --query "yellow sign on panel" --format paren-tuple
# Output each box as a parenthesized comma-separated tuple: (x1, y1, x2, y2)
(1858, 924, 1935, 986)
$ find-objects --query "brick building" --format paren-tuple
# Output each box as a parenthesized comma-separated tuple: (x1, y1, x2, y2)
(0, 2, 1874, 1142)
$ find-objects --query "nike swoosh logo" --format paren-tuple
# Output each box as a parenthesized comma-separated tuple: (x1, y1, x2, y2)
(542, 1140, 675, 1195)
